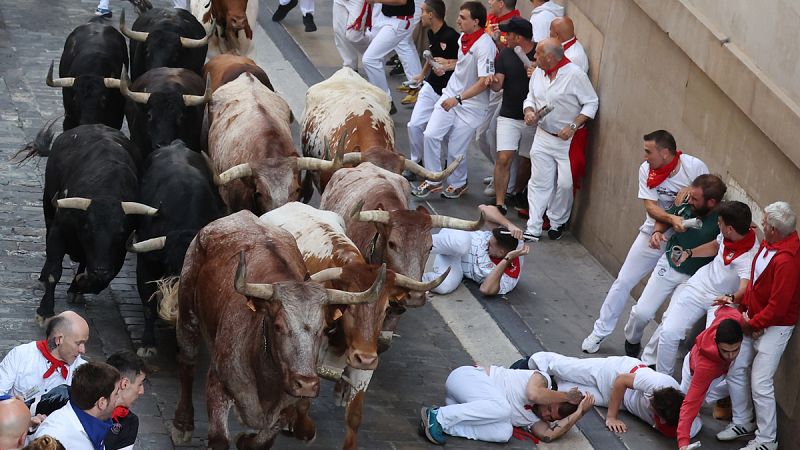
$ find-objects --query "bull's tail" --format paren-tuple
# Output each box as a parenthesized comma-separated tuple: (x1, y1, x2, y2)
(154, 276, 181, 324)
(13, 116, 61, 164)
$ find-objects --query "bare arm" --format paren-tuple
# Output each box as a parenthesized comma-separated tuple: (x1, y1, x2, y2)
(644, 199, 686, 232)
(525, 373, 582, 405)
(606, 373, 635, 433)
(477, 204, 523, 239)
(479, 245, 529, 295)
(531, 394, 596, 443)
(675, 239, 720, 264)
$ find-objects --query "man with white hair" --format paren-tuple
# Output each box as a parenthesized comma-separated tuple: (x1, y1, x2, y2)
(0, 311, 89, 403)
(720, 201, 799, 450)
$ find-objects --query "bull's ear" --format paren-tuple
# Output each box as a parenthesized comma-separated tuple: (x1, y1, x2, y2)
(299, 171, 314, 204)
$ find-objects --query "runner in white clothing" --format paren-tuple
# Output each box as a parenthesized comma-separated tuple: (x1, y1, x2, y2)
(412, 1, 496, 199)
(529, 0, 564, 43)
(582, 130, 709, 354)
(0, 311, 88, 404)
(528, 352, 703, 439)
(418, 365, 593, 445)
(521, 37, 598, 241)
(333, 0, 371, 69)
(273, 0, 318, 32)
(550, 17, 588, 74)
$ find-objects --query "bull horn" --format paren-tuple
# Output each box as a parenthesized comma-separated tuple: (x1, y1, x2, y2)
(56, 197, 92, 211)
(183, 77, 212, 107)
(430, 211, 485, 231)
(179, 23, 213, 48)
(46, 61, 75, 88)
(234, 250, 275, 300)
(404, 155, 463, 182)
(103, 78, 121, 89)
(342, 152, 362, 165)
(325, 263, 386, 305)
(296, 156, 336, 171)
(119, 9, 149, 43)
(127, 236, 166, 253)
(217, 163, 252, 185)
(121, 201, 159, 216)
(120, 68, 150, 104)
(354, 210, 390, 225)
(394, 267, 451, 291)
(309, 267, 343, 283)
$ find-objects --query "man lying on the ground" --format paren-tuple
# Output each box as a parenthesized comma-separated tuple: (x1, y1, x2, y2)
(525, 352, 702, 439)
(418, 364, 594, 445)
(421, 204, 530, 296)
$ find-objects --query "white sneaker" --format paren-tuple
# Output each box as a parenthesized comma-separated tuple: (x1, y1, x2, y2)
(483, 175, 493, 185)
(483, 180, 495, 197)
(717, 422, 756, 441)
(581, 332, 605, 353)
(739, 439, 777, 450)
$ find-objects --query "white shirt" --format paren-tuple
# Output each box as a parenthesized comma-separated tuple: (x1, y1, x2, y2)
(753, 246, 776, 282)
(687, 233, 758, 295)
(637, 154, 709, 234)
(0, 341, 86, 402)
(461, 231, 524, 295)
(522, 63, 598, 135)
(33, 403, 96, 450)
(625, 367, 703, 437)
(530, 1, 564, 43)
(441, 33, 497, 126)
(563, 38, 589, 74)
(488, 366, 552, 427)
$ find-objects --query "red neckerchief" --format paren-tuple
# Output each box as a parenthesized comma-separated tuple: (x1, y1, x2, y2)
(723, 228, 756, 265)
(646, 150, 682, 188)
(490, 256, 521, 278)
(460, 29, 485, 55)
(36, 340, 68, 380)
(347, 2, 373, 32)
(511, 426, 540, 443)
(112, 405, 130, 422)
(562, 37, 577, 50)
(653, 414, 678, 438)
(487, 9, 521, 27)
(544, 56, 571, 77)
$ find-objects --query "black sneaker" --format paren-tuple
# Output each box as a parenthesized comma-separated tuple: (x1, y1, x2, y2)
(272, 0, 298, 21)
(624, 340, 641, 358)
(389, 101, 397, 115)
(389, 64, 404, 76)
(548, 225, 564, 240)
(303, 13, 317, 32)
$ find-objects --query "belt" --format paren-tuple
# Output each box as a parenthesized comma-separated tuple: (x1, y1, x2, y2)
(629, 364, 648, 374)
(538, 126, 560, 137)
(391, 15, 414, 29)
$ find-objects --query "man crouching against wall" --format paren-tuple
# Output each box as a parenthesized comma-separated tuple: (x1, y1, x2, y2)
(418, 364, 594, 445)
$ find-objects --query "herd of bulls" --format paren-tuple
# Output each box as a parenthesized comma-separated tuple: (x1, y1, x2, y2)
(19, 5, 486, 449)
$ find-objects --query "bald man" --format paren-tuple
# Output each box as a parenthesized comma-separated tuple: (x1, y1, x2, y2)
(0, 396, 29, 450)
(0, 311, 88, 404)
(549, 17, 587, 73)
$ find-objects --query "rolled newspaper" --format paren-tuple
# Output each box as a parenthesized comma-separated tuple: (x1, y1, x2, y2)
(682, 217, 702, 229)
(423, 50, 443, 70)
(514, 46, 533, 68)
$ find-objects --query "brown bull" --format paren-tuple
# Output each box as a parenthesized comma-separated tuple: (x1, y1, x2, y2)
(206, 72, 334, 214)
(203, 54, 272, 92)
(167, 210, 386, 449)
(301, 67, 458, 192)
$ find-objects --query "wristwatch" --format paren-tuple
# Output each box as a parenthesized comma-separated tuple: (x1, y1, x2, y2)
(455, 94, 463, 105)
(568, 122, 578, 131)
(503, 256, 511, 262)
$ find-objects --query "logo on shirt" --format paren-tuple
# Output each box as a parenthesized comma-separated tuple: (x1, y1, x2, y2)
(440, 42, 447, 51)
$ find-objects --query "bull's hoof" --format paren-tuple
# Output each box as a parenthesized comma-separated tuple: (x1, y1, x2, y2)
(66, 292, 85, 304)
(235, 432, 257, 450)
(136, 346, 158, 358)
(167, 421, 193, 444)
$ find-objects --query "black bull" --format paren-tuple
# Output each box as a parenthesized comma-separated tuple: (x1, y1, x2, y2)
(24, 124, 159, 323)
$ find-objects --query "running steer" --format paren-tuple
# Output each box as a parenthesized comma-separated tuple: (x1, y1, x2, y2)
(28, 124, 158, 325)
(203, 54, 272, 92)
(166, 211, 385, 449)
(46, 19, 127, 131)
(126, 141, 225, 357)
(120, 8, 211, 80)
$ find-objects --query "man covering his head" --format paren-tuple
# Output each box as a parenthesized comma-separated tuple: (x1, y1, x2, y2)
(104, 352, 146, 450)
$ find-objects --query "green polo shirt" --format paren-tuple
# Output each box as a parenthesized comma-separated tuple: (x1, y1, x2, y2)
(665, 202, 719, 275)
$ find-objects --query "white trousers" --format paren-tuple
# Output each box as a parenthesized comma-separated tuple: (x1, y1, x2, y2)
(476, 92, 502, 164)
(437, 366, 513, 443)
(280, 0, 315, 14)
(362, 16, 421, 96)
(421, 229, 471, 294)
(623, 255, 690, 346)
(333, 1, 371, 69)
(592, 231, 665, 337)
(407, 82, 440, 163)
(525, 128, 573, 234)
(652, 283, 716, 376)
(422, 105, 478, 188)
(726, 325, 793, 442)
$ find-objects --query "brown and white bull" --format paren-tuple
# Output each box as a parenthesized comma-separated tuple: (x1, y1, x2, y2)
(301, 67, 458, 192)
(320, 163, 483, 308)
(167, 210, 386, 449)
(261, 202, 447, 449)
(193, 0, 257, 56)
(205, 72, 333, 214)
(203, 54, 272, 92)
